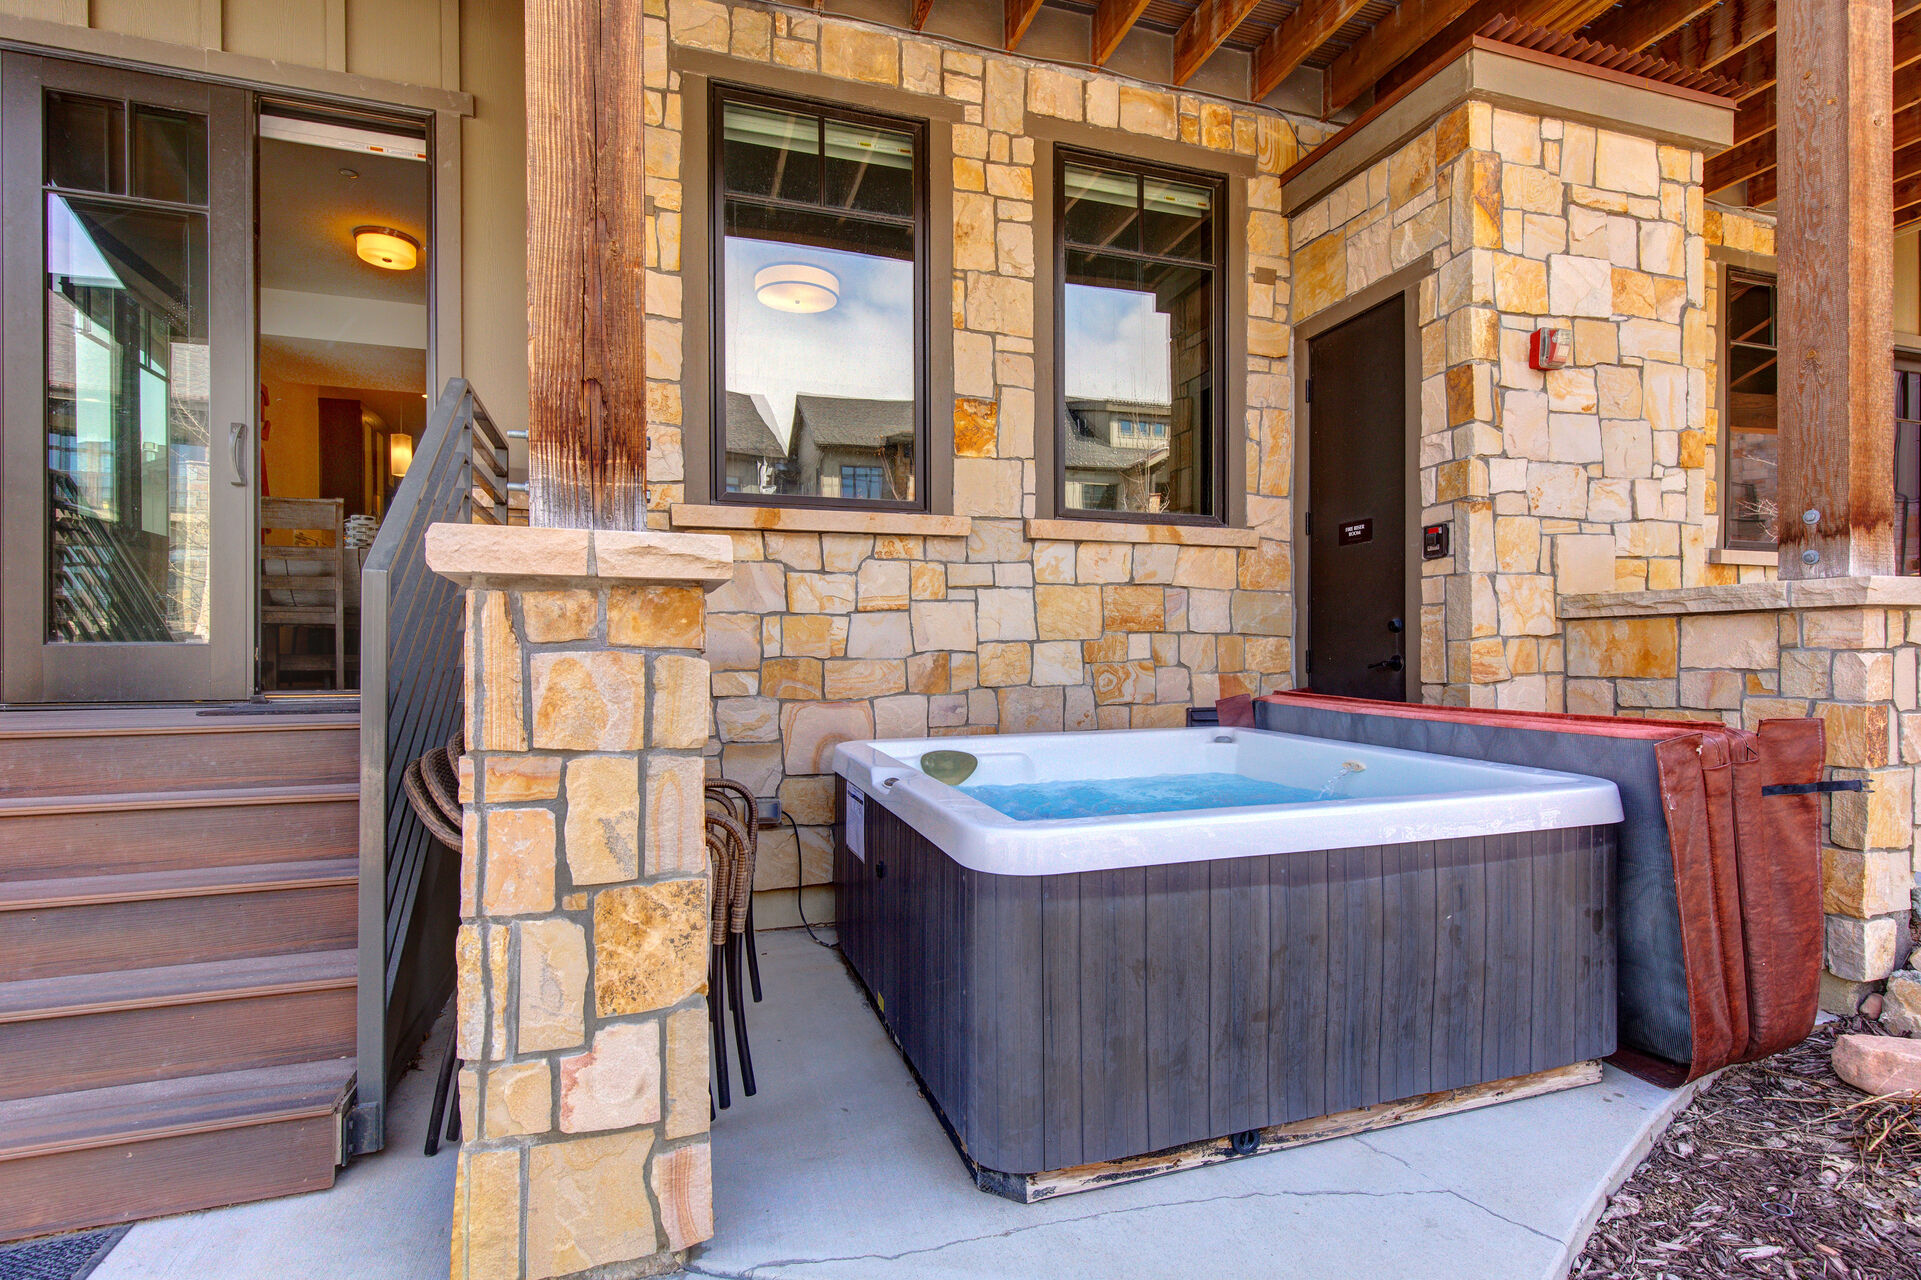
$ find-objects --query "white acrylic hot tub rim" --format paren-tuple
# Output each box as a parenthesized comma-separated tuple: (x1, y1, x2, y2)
(833, 726, 1624, 877)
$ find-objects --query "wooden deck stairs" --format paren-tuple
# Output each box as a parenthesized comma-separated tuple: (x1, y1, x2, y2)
(0, 706, 361, 1241)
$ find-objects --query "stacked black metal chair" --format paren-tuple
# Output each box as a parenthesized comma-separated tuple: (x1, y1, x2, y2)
(704, 780, 761, 1109)
(402, 730, 465, 1156)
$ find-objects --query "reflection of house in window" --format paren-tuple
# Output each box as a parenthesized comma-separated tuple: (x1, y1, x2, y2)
(1064, 398, 1170, 512)
(723, 390, 787, 494)
(789, 394, 915, 502)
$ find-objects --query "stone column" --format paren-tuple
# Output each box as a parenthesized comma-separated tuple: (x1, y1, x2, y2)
(426, 524, 733, 1280)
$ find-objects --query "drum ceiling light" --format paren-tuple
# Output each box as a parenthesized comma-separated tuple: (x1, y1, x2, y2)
(754, 262, 839, 313)
(354, 226, 420, 271)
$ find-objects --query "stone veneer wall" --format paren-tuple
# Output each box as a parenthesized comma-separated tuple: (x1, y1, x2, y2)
(1562, 584, 1921, 1011)
(433, 525, 733, 1280)
(1288, 99, 1728, 709)
(639, 0, 1322, 909)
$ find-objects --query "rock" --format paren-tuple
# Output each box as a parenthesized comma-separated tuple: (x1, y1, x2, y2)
(1881, 969, 1921, 1036)
(1860, 992, 1885, 1020)
(1832, 1033, 1921, 1097)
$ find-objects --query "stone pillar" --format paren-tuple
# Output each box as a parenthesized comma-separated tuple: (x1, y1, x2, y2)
(426, 524, 733, 1280)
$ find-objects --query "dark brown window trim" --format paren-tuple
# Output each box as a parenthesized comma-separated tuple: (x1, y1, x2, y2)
(705, 82, 932, 514)
(1049, 144, 1231, 528)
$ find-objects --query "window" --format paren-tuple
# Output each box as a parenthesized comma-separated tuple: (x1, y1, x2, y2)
(1722, 270, 1778, 549)
(711, 89, 924, 507)
(1055, 150, 1224, 520)
(840, 464, 883, 499)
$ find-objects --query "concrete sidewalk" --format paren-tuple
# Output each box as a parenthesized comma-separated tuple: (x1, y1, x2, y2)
(693, 928, 1699, 1280)
(84, 926, 1697, 1280)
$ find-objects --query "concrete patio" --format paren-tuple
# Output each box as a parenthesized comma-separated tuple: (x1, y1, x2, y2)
(89, 926, 1699, 1280)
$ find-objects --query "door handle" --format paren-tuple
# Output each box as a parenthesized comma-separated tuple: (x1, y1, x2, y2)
(229, 422, 249, 487)
(1368, 654, 1405, 673)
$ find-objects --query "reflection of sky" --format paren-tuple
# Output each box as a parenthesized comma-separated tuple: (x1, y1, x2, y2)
(725, 236, 913, 446)
(48, 196, 123, 287)
(727, 236, 1176, 440)
(1064, 284, 1170, 404)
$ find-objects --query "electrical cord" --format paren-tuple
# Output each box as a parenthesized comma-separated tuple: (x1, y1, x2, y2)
(780, 809, 834, 948)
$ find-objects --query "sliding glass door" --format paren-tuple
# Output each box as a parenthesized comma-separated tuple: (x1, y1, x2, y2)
(1, 55, 254, 702)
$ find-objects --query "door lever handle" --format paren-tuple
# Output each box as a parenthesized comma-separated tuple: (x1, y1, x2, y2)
(1368, 654, 1405, 673)
(229, 422, 249, 487)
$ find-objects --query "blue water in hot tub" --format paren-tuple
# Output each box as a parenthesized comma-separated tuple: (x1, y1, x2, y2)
(961, 771, 1322, 821)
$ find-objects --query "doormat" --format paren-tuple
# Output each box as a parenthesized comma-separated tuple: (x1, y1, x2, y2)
(0, 1227, 128, 1280)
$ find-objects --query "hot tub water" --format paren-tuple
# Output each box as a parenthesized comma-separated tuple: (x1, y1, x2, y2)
(961, 771, 1320, 820)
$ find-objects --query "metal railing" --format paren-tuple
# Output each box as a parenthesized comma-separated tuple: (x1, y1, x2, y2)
(350, 379, 511, 1154)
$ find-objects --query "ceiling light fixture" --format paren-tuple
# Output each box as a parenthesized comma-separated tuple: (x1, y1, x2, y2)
(353, 225, 420, 271)
(754, 262, 839, 313)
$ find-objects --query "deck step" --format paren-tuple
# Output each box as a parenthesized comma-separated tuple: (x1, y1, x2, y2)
(0, 861, 357, 982)
(0, 1060, 353, 1241)
(0, 787, 359, 881)
(0, 951, 356, 1101)
(0, 710, 359, 800)
(0, 859, 358, 911)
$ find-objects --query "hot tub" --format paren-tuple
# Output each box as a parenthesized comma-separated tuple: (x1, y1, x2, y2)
(832, 726, 1623, 1186)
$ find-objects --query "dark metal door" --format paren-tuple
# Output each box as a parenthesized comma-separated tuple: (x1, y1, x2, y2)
(1, 54, 254, 702)
(1306, 296, 1407, 700)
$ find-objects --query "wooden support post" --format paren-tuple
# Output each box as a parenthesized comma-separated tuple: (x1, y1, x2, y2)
(525, 0, 648, 530)
(1777, 0, 1895, 578)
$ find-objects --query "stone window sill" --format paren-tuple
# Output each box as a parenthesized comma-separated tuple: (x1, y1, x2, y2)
(671, 504, 971, 538)
(1025, 518, 1262, 548)
(1709, 548, 1778, 567)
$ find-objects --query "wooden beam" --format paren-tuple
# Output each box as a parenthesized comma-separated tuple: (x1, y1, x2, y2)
(1712, 32, 1776, 99)
(1898, 100, 1921, 150)
(1734, 87, 1775, 144)
(1776, 0, 1895, 578)
(1005, 0, 1045, 49)
(1651, 0, 1774, 69)
(1174, 0, 1262, 84)
(1251, 0, 1372, 101)
(1580, 0, 1722, 53)
(525, 0, 647, 529)
(1704, 128, 1774, 194)
(1366, 0, 1626, 102)
(910, 0, 934, 31)
(1898, 5, 1921, 69)
(1323, 0, 1490, 115)
(1898, 57, 1921, 110)
(1748, 166, 1776, 206)
(1090, 0, 1151, 64)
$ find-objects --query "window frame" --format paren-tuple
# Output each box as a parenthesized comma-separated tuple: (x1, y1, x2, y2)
(1050, 144, 1229, 527)
(706, 83, 930, 513)
(1718, 265, 1780, 553)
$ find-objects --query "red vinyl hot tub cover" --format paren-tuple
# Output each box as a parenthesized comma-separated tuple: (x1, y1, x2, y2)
(1224, 691, 1824, 1084)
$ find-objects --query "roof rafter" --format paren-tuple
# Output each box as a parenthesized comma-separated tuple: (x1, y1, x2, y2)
(1004, 0, 1045, 50)
(1251, 0, 1373, 101)
(1323, 0, 1494, 115)
(1579, 0, 1723, 53)
(1368, 0, 1613, 103)
(1090, 0, 1152, 65)
(911, 0, 934, 31)
(1174, 0, 1264, 84)
(1650, 0, 1773, 69)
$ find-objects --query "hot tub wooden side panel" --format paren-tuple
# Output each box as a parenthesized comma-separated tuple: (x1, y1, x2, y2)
(834, 781, 1617, 1178)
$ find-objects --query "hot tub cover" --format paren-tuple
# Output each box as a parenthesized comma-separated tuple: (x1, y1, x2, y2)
(1226, 692, 1823, 1084)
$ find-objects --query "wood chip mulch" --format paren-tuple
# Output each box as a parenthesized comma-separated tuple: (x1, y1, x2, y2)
(1572, 1020, 1921, 1280)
